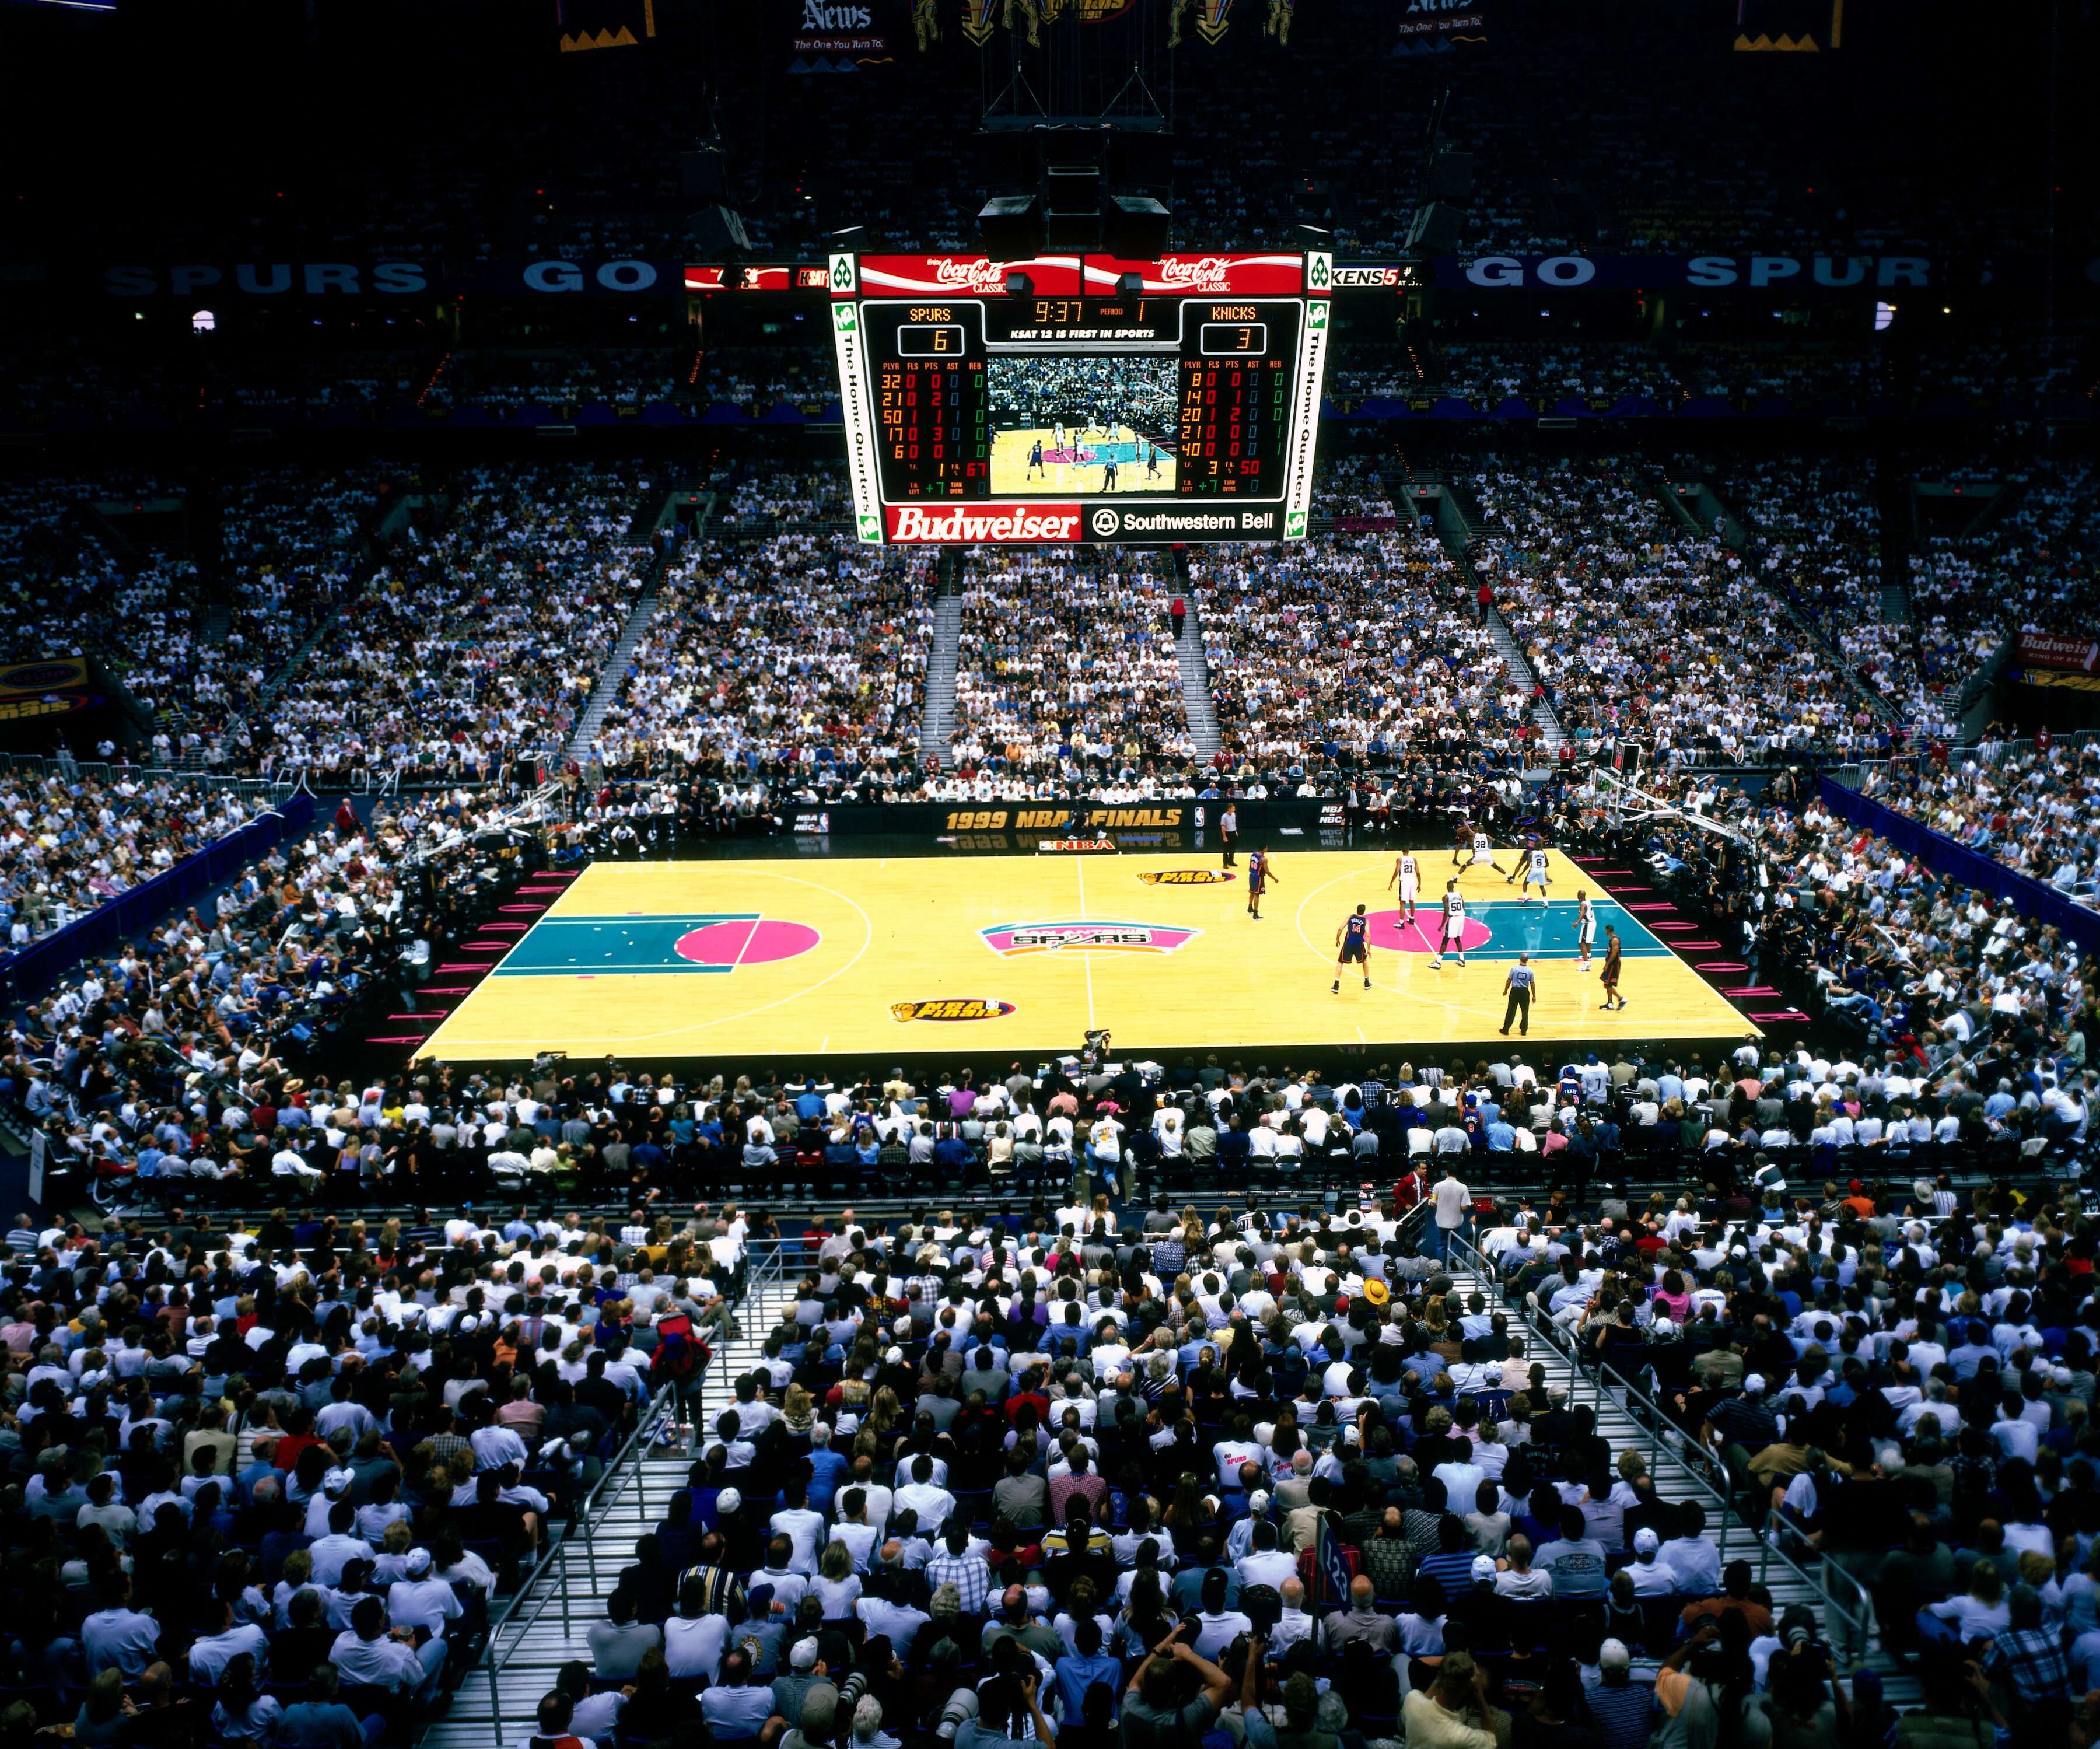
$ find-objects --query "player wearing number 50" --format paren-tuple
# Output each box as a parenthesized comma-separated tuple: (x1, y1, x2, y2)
(1500, 953, 1536, 1037)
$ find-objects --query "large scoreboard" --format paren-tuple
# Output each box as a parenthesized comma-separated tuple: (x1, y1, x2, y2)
(829, 251, 1331, 545)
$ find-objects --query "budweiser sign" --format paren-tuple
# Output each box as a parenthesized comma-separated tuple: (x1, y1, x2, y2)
(887, 503, 1084, 543)
(2013, 632, 2100, 673)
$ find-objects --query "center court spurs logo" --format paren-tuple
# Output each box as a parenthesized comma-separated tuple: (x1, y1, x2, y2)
(981, 918, 1202, 956)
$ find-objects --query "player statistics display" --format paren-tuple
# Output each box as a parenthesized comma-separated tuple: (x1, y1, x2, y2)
(829, 251, 1330, 545)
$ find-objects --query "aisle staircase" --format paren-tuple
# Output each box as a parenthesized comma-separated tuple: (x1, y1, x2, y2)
(566, 577, 667, 764)
(919, 558, 964, 769)
(1481, 608, 1566, 756)
(422, 1259, 802, 1749)
(1175, 594, 1221, 761)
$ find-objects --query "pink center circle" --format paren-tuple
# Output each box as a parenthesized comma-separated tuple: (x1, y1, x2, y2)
(1363, 910, 1493, 955)
(674, 919, 821, 967)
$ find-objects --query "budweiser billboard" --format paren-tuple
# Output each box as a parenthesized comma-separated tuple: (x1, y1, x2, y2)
(886, 503, 1085, 543)
(2014, 633, 2100, 673)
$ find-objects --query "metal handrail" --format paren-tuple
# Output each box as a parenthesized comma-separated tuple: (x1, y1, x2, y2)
(1444, 1226, 1878, 1660)
(471, 1236, 793, 1733)
(473, 1390, 675, 1732)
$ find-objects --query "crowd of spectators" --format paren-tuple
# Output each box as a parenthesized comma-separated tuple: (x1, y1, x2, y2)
(716, 473, 855, 531)
(1431, 344, 1678, 410)
(1196, 533, 1532, 769)
(1471, 457, 1889, 764)
(0, 1182, 744, 1737)
(0, 769, 268, 951)
(429, 351, 686, 418)
(1909, 458, 2100, 696)
(695, 350, 837, 414)
(590, 533, 933, 794)
(246, 463, 651, 785)
(1721, 457, 1953, 743)
(949, 551, 1194, 783)
(1854, 736, 2100, 909)
(0, 781, 550, 1172)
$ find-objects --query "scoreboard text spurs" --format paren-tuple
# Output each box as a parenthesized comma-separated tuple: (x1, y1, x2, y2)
(829, 251, 1331, 545)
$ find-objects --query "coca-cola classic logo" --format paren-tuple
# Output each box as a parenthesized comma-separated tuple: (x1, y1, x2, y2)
(1157, 256, 1234, 291)
(932, 258, 1010, 293)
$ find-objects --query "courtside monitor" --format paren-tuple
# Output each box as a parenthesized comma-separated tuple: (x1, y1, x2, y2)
(828, 250, 1331, 545)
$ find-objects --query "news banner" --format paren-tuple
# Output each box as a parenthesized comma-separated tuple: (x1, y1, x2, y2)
(828, 250, 1332, 545)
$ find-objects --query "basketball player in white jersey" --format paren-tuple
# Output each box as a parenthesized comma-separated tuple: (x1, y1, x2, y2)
(1468, 829, 1511, 880)
(1386, 850, 1420, 925)
(1518, 844, 1550, 904)
(1575, 890, 1596, 969)
(1431, 879, 1468, 969)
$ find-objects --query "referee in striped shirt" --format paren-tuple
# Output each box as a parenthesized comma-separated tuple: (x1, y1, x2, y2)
(1500, 953, 1536, 1037)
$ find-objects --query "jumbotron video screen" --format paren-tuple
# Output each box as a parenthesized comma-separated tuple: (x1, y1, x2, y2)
(830, 250, 1331, 544)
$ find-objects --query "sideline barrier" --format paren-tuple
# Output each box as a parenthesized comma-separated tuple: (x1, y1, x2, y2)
(0, 793, 317, 1002)
(1817, 775, 2100, 957)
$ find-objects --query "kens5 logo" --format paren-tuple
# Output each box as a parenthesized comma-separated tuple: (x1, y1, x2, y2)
(891, 999, 1016, 1022)
(981, 919, 1202, 956)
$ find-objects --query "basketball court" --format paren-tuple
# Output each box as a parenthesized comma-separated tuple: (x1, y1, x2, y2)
(409, 848, 1756, 1062)
(988, 426, 1175, 495)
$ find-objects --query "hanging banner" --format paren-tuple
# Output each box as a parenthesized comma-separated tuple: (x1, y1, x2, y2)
(557, 0, 657, 52)
(1324, 253, 2100, 293)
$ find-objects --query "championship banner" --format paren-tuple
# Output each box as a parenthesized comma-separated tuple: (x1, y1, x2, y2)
(557, 0, 657, 53)
(1733, 0, 1839, 50)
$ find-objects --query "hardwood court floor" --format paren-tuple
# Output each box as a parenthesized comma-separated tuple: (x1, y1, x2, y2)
(410, 848, 1757, 1062)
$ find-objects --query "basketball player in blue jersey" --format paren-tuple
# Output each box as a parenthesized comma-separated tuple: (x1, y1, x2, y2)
(1027, 437, 1046, 480)
(1332, 903, 1371, 993)
(1246, 846, 1278, 919)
